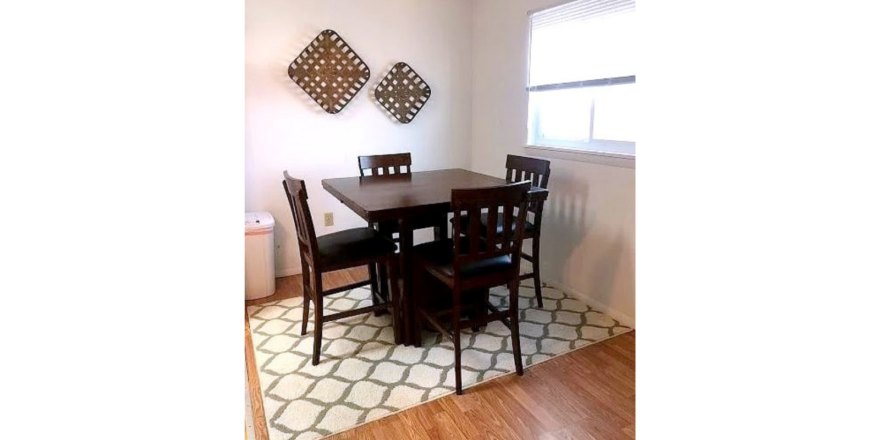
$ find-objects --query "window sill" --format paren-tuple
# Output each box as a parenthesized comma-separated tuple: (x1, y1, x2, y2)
(525, 144, 635, 169)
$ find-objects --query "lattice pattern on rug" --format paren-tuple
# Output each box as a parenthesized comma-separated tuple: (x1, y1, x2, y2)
(288, 29, 371, 114)
(247, 278, 631, 440)
(374, 62, 431, 124)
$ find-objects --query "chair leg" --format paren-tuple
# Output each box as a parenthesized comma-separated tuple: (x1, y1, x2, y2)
(301, 291, 311, 336)
(378, 260, 390, 302)
(509, 281, 524, 376)
(301, 258, 311, 298)
(367, 263, 386, 316)
(483, 289, 490, 330)
(412, 259, 425, 348)
(312, 281, 324, 366)
(368, 262, 378, 294)
(301, 264, 312, 336)
(387, 257, 403, 345)
(532, 236, 544, 308)
(472, 288, 488, 332)
(452, 287, 463, 395)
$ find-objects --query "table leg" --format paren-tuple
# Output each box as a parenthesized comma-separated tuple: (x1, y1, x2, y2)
(398, 217, 415, 346)
(376, 222, 393, 305)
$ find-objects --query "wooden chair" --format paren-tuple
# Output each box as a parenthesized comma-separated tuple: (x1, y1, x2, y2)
(283, 171, 402, 365)
(412, 181, 532, 395)
(357, 152, 449, 301)
(456, 155, 551, 307)
(357, 152, 413, 177)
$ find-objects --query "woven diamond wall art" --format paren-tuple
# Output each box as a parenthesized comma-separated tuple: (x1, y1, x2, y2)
(288, 30, 371, 114)
(375, 62, 432, 124)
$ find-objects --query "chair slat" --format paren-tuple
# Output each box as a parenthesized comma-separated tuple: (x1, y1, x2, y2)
(468, 207, 481, 255)
(453, 210, 463, 252)
(501, 202, 514, 252)
(485, 206, 498, 250)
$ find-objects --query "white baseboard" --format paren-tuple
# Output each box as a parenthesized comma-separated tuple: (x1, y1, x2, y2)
(544, 279, 636, 328)
(276, 267, 302, 278)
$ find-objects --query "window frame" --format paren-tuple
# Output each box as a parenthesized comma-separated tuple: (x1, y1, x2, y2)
(525, 1, 636, 160)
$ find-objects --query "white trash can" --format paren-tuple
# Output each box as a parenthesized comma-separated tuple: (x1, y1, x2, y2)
(245, 212, 276, 300)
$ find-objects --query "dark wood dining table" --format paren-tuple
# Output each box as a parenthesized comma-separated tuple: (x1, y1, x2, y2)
(322, 168, 549, 345)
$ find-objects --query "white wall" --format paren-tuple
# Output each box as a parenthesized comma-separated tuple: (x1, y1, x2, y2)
(245, 0, 473, 276)
(471, 0, 636, 326)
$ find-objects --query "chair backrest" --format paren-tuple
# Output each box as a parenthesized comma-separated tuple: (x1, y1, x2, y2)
(450, 181, 532, 277)
(282, 171, 320, 269)
(358, 153, 412, 177)
(506, 154, 551, 220)
(505, 154, 551, 189)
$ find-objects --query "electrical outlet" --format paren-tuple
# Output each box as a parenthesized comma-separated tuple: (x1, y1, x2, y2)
(324, 212, 334, 226)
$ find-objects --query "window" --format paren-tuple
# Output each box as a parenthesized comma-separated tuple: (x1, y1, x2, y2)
(527, 0, 636, 157)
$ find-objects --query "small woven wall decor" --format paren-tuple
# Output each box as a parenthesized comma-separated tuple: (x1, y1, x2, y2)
(375, 62, 431, 124)
(288, 30, 371, 114)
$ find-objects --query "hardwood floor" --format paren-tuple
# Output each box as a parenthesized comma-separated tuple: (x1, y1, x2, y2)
(245, 268, 635, 440)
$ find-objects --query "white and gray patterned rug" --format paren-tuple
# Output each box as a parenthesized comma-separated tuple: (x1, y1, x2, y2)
(247, 280, 631, 440)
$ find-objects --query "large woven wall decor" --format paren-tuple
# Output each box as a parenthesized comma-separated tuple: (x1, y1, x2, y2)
(375, 62, 431, 124)
(288, 30, 371, 114)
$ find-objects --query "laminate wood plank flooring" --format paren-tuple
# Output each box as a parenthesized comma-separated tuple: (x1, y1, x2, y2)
(245, 267, 635, 440)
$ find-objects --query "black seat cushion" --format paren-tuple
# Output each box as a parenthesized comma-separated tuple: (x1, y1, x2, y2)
(452, 213, 535, 237)
(413, 238, 514, 279)
(317, 227, 397, 269)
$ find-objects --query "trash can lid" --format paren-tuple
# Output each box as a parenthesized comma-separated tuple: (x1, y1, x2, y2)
(245, 212, 275, 233)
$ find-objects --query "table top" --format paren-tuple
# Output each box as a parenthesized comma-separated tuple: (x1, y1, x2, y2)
(322, 168, 548, 222)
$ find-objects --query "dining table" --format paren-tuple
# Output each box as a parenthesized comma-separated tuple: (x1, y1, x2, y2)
(322, 168, 549, 345)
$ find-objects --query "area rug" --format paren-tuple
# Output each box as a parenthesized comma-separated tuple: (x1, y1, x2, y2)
(246, 280, 631, 440)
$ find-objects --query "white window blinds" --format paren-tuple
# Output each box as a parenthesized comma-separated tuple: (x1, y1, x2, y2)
(528, 0, 636, 88)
